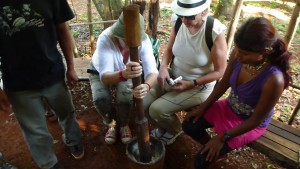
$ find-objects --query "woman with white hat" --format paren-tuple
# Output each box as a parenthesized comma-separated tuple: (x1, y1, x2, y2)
(89, 13, 158, 145)
(144, 0, 227, 145)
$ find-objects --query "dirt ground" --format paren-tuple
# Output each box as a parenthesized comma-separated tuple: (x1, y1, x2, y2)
(0, 81, 295, 169)
(0, 1, 299, 169)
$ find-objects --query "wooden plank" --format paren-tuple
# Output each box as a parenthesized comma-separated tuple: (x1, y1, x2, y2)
(269, 119, 300, 137)
(263, 131, 300, 152)
(250, 134, 298, 168)
(70, 57, 91, 80)
(267, 122, 300, 145)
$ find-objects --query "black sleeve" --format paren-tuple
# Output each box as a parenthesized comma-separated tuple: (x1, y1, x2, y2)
(53, 0, 74, 24)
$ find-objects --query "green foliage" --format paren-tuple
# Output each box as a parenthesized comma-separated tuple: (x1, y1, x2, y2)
(270, 19, 286, 32)
(80, 13, 88, 20)
(278, 105, 294, 123)
(266, 163, 276, 169)
(93, 27, 103, 37)
(160, 8, 173, 18)
(72, 30, 80, 38)
(290, 65, 300, 75)
(280, 105, 293, 113)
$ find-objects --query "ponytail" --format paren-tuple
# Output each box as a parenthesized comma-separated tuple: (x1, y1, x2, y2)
(268, 38, 291, 89)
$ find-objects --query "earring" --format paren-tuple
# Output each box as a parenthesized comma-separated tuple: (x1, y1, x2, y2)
(265, 47, 273, 54)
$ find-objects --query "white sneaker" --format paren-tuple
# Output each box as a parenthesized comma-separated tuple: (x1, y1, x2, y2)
(104, 120, 117, 144)
(159, 131, 183, 145)
(105, 127, 117, 144)
(150, 128, 166, 139)
(120, 126, 132, 144)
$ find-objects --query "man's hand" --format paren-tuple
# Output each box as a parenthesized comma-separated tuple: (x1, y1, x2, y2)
(66, 68, 79, 89)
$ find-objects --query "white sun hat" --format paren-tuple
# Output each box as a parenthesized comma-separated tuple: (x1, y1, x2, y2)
(171, 0, 212, 16)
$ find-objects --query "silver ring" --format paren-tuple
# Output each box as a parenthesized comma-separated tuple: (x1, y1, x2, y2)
(131, 66, 134, 71)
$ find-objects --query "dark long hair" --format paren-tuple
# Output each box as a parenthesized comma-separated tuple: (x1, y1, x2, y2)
(234, 17, 291, 88)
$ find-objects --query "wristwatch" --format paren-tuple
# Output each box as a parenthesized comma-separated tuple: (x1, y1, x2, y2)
(223, 131, 232, 142)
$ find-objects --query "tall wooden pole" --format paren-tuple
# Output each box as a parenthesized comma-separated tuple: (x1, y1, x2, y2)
(284, 1, 300, 48)
(123, 5, 152, 163)
(226, 0, 244, 57)
(87, 0, 95, 54)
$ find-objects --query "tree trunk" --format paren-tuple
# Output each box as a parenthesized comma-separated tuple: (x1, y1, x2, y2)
(284, 1, 300, 48)
(132, 0, 160, 38)
(92, 0, 159, 38)
(92, 0, 123, 28)
(214, 0, 235, 20)
(226, 0, 244, 56)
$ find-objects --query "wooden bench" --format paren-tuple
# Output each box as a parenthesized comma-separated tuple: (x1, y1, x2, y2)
(249, 119, 300, 168)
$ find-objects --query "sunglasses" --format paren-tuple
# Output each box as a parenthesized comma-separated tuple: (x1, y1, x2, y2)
(176, 14, 196, 20)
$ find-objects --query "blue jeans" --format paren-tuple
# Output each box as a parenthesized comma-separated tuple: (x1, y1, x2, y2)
(6, 81, 82, 169)
(89, 64, 133, 127)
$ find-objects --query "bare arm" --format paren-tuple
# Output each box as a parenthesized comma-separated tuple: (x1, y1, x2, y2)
(171, 32, 228, 92)
(157, 26, 176, 89)
(56, 22, 78, 88)
(194, 32, 228, 86)
(185, 49, 235, 121)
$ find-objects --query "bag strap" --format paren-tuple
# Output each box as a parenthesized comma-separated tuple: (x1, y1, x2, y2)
(205, 16, 214, 51)
(174, 17, 182, 36)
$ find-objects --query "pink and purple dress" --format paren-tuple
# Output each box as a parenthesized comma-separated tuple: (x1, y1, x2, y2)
(203, 60, 282, 149)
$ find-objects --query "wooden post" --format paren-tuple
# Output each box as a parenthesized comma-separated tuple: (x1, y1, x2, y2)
(226, 0, 244, 57)
(123, 5, 152, 163)
(288, 99, 300, 125)
(67, 23, 79, 58)
(284, 1, 300, 48)
(87, 0, 95, 54)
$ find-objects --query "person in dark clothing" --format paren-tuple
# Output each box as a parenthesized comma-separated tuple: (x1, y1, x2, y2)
(0, 0, 84, 168)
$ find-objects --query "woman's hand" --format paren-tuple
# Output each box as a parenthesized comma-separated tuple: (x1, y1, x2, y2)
(184, 103, 206, 123)
(132, 84, 149, 99)
(123, 62, 142, 79)
(201, 134, 225, 162)
(157, 66, 170, 90)
(170, 80, 194, 92)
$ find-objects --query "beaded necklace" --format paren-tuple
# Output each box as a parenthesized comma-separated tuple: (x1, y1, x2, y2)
(245, 61, 267, 76)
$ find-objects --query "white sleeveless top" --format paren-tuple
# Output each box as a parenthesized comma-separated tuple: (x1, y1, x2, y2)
(171, 17, 226, 82)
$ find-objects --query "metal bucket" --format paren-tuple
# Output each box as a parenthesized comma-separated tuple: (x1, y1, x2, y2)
(126, 136, 165, 169)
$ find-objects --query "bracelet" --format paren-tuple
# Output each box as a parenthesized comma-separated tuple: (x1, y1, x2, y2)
(118, 70, 127, 81)
(223, 131, 232, 142)
(193, 79, 198, 86)
(144, 83, 151, 92)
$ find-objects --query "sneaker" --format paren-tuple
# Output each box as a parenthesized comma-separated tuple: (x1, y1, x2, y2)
(105, 126, 117, 144)
(69, 144, 84, 160)
(50, 162, 64, 169)
(159, 130, 183, 145)
(150, 128, 166, 139)
(120, 125, 132, 144)
(0, 152, 17, 169)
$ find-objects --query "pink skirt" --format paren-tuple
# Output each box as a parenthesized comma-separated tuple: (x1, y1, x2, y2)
(204, 99, 267, 149)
